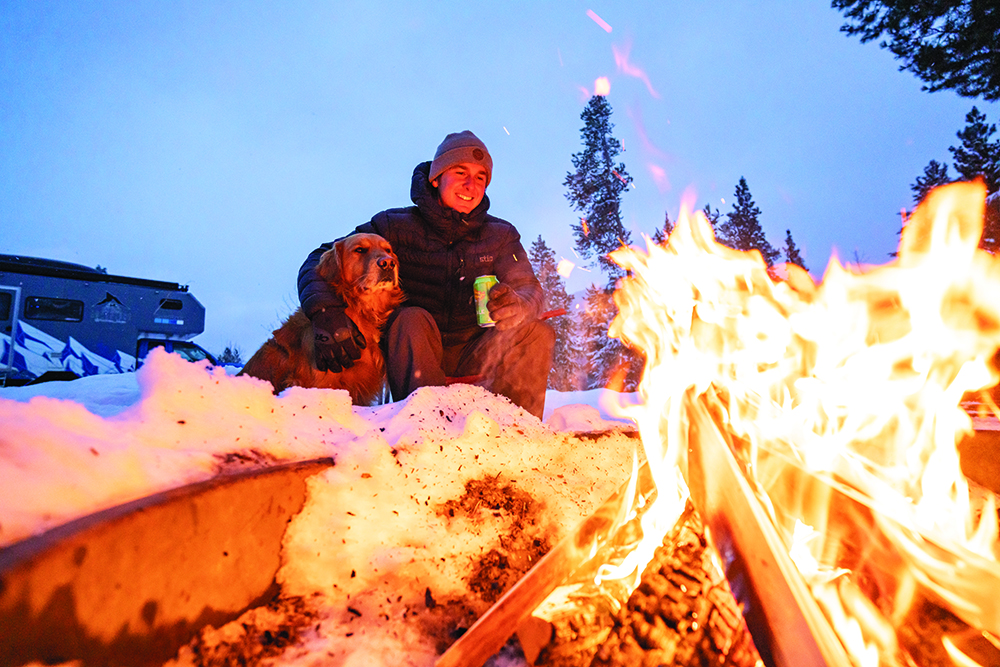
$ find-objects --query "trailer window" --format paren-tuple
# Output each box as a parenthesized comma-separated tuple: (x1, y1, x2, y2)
(159, 299, 183, 310)
(24, 296, 84, 322)
(0, 292, 10, 320)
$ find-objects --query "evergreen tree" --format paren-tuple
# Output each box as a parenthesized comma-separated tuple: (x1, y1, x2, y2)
(949, 107, 1000, 192)
(573, 285, 642, 391)
(528, 236, 583, 390)
(575, 286, 625, 389)
(564, 95, 633, 284)
(782, 230, 808, 271)
(832, 1, 1000, 101)
(651, 211, 674, 245)
(702, 203, 722, 234)
(904, 109, 1000, 252)
(911, 159, 951, 204)
(716, 177, 780, 266)
(948, 107, 1000, 251)
(217, 343, 244, 365)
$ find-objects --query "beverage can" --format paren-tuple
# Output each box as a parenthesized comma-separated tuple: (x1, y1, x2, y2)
(474, 275, 499, 327)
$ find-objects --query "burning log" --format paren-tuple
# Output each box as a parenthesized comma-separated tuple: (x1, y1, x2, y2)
(539, 501, 761, 667)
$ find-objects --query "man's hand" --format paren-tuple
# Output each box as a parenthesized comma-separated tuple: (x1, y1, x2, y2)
(311, 308, 366, 372)
(487, 283, 529, 331)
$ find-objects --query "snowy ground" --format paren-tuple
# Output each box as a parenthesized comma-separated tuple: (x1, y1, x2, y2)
(0, 350, 642, 665)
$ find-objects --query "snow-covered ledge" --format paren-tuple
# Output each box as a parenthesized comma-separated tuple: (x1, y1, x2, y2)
(0, 458, 333, 667)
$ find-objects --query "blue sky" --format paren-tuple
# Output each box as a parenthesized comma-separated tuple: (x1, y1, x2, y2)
(3, 1, 998, 356)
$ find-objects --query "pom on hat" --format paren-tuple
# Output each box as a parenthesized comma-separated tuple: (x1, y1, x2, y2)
(429, 131, 492, 187)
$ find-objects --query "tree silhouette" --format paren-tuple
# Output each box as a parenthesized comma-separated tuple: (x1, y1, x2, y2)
(907, 107, 1000, 251)
(716, 177, 780, 266)
(217, 343, 244, 365)
(782, 230, 808, 271)
(911, 159, 951, 205)
(564, 95, 633, 284)
(702, 203, 722, 235)
(651, 211, 674, 245)
(832, 1, 1000, 101)
(950, 106, 1000, 192)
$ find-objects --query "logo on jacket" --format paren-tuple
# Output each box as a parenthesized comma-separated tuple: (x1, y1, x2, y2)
(479, 254, 494, 264)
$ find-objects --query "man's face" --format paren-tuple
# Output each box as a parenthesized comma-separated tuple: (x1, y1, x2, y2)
(432, 162, 488, 214)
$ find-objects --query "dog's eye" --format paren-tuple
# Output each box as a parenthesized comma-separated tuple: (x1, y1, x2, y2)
(354, 247, 368, 254)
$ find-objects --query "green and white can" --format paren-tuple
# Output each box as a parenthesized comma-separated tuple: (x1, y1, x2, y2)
(474, 274, 499, 327)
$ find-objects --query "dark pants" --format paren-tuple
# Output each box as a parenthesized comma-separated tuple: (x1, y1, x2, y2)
(385, 307, 555, 419)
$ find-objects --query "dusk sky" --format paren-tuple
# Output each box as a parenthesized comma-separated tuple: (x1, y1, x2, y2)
(3, 1, 998, 356)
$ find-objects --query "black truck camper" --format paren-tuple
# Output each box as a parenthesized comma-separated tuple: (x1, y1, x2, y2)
(0, 254, 216, 385)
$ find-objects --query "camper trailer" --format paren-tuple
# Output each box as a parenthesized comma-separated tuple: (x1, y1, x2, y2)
(0, 254, 216, 385)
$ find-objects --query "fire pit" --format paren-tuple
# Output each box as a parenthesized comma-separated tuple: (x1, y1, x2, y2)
(440, 181, 1000, 667)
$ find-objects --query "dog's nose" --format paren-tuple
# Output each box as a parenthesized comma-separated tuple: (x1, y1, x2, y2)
(377, 256, 395, 270)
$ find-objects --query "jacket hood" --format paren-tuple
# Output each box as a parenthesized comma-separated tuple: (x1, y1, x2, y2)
(410, 161, 491, 242)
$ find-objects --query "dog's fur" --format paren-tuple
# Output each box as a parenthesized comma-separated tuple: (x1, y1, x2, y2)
(239, 234, 404, 404)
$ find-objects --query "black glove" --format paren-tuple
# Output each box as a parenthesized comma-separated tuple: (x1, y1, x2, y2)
(487, 283, 529, 331)
(311, 308, 365, 372)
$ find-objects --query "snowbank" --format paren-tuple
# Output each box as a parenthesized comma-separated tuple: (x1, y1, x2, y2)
(0, 350, 640, 664)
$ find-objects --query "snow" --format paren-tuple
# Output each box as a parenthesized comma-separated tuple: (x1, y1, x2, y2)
(0, 349, 638, 664)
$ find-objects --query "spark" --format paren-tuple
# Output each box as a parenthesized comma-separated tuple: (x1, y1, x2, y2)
(611, 169, 627, 185)
(594, 77, 610, 96)
(557, 259, 575, 278)
(503, 126, 510, 136)
(586, 9, 612, 33)
(581, 217, 590, 236)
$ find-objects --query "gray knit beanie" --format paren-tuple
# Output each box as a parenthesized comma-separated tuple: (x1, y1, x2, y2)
(429, 131, 492, 187)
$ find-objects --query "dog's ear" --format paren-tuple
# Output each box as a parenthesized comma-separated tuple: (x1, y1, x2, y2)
(318, 240, 345, 286)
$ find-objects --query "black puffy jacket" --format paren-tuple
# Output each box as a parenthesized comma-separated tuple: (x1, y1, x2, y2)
(298, 161, 543, 348)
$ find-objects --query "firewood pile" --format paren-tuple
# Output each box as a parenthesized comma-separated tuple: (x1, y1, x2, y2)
(530, 502, 761, 667)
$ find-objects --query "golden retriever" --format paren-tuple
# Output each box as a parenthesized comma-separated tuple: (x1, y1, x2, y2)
(239, 233, 404, 404)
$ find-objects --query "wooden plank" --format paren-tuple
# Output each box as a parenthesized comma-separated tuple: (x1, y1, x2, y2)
(685, 403, 851, 667)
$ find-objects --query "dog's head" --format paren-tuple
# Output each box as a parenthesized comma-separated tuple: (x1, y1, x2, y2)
(318, 234, 404, 316)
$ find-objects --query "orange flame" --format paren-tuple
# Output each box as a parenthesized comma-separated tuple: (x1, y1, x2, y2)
(606, 181, 1000, 663)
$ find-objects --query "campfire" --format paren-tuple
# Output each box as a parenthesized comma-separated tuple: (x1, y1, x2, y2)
(441, 181, 1000, 667)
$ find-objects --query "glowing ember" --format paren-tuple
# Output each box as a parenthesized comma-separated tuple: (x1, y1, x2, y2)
(557, 258, 575, 279)
(594, 77, 611, 96)
(604, 181, 1000, 664)
(586, 9, 612, 33)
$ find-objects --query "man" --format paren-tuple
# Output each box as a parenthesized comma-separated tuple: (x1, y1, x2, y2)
(298, 130, 555, 418)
